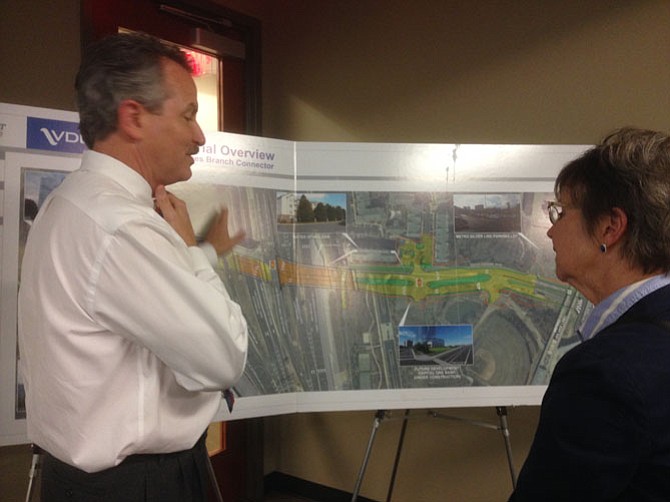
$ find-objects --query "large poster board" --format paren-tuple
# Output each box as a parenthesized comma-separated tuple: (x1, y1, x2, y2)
(0, 103, 591, 443)
(0, 103, 84, 445)
(176, 137, 592, 420)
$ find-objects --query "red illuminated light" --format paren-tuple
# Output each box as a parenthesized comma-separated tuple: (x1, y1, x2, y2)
(183, 49, 214, 78)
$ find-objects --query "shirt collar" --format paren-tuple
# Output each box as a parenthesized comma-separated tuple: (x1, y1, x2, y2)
(80, 150, 154, 206)
(579, 274, 670, 341)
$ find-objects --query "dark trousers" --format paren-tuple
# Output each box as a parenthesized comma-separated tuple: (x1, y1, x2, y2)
(40, 435, 211, 502)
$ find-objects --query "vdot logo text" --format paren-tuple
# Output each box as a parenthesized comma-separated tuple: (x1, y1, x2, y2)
(27, 117, 86, 154)
(39, 127, 85, 147)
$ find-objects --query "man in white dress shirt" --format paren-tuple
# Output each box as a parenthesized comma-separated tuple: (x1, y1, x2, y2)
(18, 32, 248, 501)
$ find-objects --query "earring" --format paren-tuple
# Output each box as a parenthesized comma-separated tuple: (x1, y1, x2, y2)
(599, 243, 607, 253)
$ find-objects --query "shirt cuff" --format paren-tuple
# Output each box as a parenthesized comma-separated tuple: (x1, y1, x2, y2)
(195, 241, 218, 268)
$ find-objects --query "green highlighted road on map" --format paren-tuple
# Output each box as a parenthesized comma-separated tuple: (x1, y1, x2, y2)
(427, 273, 490, 289)
(230, 231, 555, 305)
(352, 266, 544, 303)
(356, 277, 415, 287)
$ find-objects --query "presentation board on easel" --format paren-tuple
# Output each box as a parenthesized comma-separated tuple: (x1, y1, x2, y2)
(0, 103, 591, 444)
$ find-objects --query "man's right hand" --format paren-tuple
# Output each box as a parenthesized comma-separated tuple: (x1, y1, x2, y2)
(205, 208, 245, 256)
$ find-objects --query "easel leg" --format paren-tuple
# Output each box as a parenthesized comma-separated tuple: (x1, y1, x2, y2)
(351, 410, 386, 502)
(25, 444, 42, 502)
(386, 409, 410, 502)
(496, 406, 517, 489)
(205, 453, 224, 502)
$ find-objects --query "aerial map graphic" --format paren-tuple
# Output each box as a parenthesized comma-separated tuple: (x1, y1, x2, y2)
(168, 136, 596, 406)
(178, 181, 591, 398)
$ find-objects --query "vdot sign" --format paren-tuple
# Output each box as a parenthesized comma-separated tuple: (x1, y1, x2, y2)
(26, 117, 86, 154)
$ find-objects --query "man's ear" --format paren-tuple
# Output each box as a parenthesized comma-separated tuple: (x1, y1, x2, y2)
(116, 99, 144, 142)
(601, 207, 628, 247)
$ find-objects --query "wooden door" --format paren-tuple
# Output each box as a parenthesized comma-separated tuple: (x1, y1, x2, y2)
(80, 0, 261, 134)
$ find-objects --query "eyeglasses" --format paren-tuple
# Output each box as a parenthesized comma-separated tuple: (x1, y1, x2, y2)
(547, 201, 565, 224)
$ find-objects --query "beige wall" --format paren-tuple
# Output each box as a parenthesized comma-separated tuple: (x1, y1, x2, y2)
(1, 1, 669, 501)
(0, 0, 80, 111)
(256, 0, 670, 144)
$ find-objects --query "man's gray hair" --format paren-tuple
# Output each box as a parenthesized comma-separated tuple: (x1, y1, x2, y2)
(75, 32, 192, 148)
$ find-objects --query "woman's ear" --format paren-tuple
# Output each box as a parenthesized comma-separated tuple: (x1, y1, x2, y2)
(601, 207, 628, 247)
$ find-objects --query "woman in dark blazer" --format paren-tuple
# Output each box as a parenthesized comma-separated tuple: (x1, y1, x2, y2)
(509, 127, 670, 501)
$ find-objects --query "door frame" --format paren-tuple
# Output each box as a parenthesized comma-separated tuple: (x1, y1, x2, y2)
(80, 0, 261, 135)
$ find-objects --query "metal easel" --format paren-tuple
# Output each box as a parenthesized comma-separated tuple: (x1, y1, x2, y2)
(351, 407, 517, 502)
